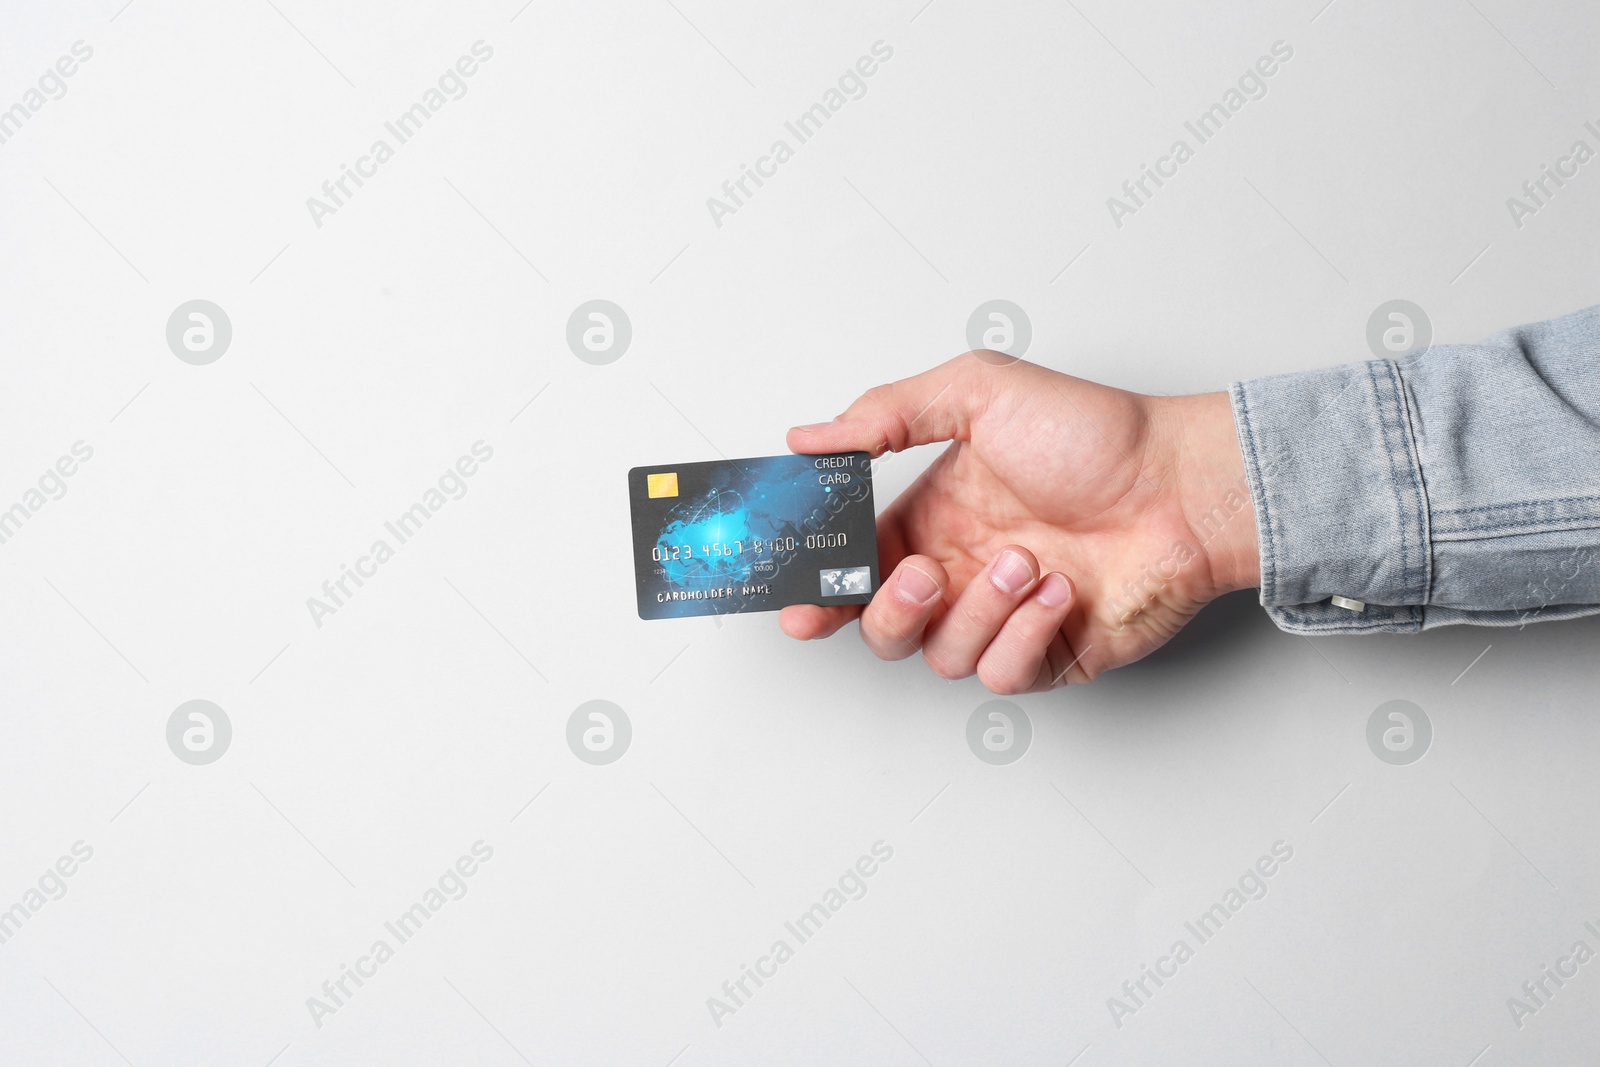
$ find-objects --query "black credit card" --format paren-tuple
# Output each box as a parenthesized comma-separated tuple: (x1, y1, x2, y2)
(627, 452, 879, 619)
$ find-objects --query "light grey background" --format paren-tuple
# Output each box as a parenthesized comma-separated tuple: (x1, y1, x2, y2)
(2, 0, 1598, 1064)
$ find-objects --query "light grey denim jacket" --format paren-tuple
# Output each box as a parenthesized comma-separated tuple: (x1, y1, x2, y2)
(1230, 303, 1600, 634)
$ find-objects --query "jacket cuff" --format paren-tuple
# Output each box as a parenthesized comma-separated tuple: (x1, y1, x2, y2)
(1230, 359, 1431, 634)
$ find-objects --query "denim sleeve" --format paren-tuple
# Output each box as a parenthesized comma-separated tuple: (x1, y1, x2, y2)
(1229, 303, 1600, 634)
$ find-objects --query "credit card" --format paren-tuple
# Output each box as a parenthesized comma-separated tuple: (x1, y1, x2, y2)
(628, 452, 879, 620)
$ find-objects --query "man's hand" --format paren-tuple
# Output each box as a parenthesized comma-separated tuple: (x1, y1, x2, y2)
(781, 352, 1260, 692)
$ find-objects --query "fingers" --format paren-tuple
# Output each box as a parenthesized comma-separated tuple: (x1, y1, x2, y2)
(780, 542, 1087, 692)
(779, 553, 948, 657)
(778, 603, 859, 640)
(787, 353, 1011, 457)
(920, 546, 1041, 680)
(780, 507, 912, 643)
(975, 573, 1078, 693)
(858, 556, 949, 660)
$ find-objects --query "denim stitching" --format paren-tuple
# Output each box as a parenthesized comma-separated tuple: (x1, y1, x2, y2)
(1435, 520, 1600, 541)
(1387, 359, 1433, 606)
(1271, 605, 1418, 632)
(1434, 495, 1600, 515)
(1431, 498, 1600, 539)
(1233, 382, 1277, 605)
(1369, 361, 1413, 598)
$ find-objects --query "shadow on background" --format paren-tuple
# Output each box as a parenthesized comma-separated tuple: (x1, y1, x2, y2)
(1138, 588, 1268, 674)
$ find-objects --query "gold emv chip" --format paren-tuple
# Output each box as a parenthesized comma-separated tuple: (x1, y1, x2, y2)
(647, 472, 678, 498)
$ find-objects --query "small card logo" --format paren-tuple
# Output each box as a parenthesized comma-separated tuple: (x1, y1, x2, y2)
(820, 567, 871, 596)
(647, 472, 679, 499)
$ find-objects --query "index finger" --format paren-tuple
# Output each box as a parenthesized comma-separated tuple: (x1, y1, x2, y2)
(786, 352, 1007, 457)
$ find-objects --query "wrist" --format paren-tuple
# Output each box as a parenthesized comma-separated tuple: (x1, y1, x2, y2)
(1158, 391, 1261, 596)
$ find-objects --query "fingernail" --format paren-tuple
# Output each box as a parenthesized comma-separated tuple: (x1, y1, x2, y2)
(1035, 572, 1071, 608)
(990, 550, 1035, 595)
(895, 565, 940, 605)
(793, 421, 832, 433)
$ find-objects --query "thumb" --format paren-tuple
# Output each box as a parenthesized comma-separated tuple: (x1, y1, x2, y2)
(787, 353, 999, 456)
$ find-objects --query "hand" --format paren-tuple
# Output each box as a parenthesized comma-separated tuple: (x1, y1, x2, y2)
(781, 352, 1261, 692)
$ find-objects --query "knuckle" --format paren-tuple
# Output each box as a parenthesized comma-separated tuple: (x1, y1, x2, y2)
(959, 349, 1023, 372)
(993, 626, 1033, 659)
(1061, 657, 1099, 686)
(1042, 646, 1067, 688)
(958, 603, 986, 628)
(921, 648, 968, 681)
(866, 606, 921, 650)
(979, 663, 1025, 695)
(864, 629, 916, 662)
(852, 384, 909, 453)
(838, 385, 901, 451)
(859, 383, 896, 408)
